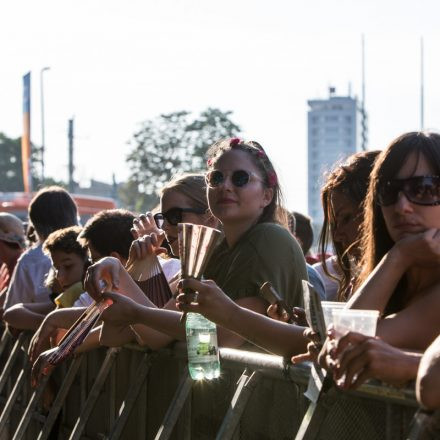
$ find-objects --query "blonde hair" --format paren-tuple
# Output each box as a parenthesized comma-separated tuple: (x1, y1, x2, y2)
(160, 173, 208, 213)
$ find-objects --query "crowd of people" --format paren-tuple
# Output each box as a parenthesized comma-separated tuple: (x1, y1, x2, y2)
(1, 132, 440, 433)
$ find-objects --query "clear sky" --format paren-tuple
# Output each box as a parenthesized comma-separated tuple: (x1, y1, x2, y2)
(1, 0, 439, 214)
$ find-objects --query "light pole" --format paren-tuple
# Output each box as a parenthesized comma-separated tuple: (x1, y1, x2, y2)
(40, 66, 50, 182)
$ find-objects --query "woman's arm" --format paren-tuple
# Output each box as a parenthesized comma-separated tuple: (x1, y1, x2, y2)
(416, 334, 440, 410)
(348, 230, 440, 312)
(376, 287, 440, 350)
(177, 279, 308, 357)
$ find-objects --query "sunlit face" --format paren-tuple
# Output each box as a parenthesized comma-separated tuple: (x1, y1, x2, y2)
(50, 250, 86, 291)
(381, 153, 440, 242)
(160, 191, 214, 256)
(330, 191, 363, 258)
(207, 149, 273, 227)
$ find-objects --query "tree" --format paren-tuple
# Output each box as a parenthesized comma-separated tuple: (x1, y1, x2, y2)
(0, 133, 23, 191)
(0, 132, 65, 192)
(123, 108, 241, 212)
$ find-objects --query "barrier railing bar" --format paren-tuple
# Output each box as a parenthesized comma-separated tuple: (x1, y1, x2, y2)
(154, 367, 192, 440)
(68, 347, 120, 440)
(0, 333, 26, 395)
(108, 352, 152, 440)
(0, 329, 12, 360)
(37, 355, 84, 440)
(0, 366, 30, 438)
(12, 373, 51, 440)
(215, 369, 261, 440)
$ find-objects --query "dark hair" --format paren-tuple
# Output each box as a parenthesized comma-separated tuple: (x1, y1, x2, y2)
(319, 150, 380, 300)
(206, 138, 287, 226)
(293, 211, 313, 255)
(358, 131, 440, 312)
(43, 226, 87, 260)
(28, 186, 78, 240)
(78, 209, 135, 260)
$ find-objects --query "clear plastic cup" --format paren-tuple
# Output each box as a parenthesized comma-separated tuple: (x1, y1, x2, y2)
(321, 301, 346, 328)
(332, 308, 379, 338)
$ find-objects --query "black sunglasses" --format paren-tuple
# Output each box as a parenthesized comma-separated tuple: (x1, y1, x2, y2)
(205, 169, 263, 188)
(377, 175, 440, 207)
(154, 207, 206, 227)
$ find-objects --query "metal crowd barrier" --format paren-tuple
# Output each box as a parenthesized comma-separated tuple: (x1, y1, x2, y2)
(0, 328, 439, 440)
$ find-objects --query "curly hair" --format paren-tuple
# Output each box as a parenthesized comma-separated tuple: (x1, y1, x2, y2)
(43, 226, 87, 259)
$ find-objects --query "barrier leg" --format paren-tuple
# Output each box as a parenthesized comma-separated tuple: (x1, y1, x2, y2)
(0, 330, 12, 360)
(215, 369, 261, 440)
(0, 364, 31, 438)
(37, 355, 84, 440)
(154, 368, 193, 440)
(406, 408, 440, 440)
(0, 333, 26, 395)
(68, 348, 120, 440)
(108, 352, 152, 440)
(11, 373, 51, 440)
(294, 374, 335, 440)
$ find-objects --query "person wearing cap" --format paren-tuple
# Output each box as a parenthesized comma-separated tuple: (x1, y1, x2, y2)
(0, 213, 26, 317)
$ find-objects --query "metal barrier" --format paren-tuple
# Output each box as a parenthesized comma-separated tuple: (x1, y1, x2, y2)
(0, 328, 438, 440)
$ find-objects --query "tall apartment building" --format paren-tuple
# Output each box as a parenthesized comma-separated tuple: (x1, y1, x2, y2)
(307, 89, 365, 225)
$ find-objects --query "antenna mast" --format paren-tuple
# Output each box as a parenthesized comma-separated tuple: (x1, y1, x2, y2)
(360, 34, 368, 151)
(420, 36, 424, 131)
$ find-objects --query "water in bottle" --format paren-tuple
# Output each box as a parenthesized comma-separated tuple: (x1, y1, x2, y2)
(185, 312, 220, 380)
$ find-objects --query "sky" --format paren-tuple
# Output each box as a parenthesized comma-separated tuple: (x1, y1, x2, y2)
(1, 0, 440, 214)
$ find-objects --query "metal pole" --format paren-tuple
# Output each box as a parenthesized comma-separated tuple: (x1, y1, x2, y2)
(68, 118, 74, 193)
(40, 67, 50, 182)
(420, 36, 424, 131)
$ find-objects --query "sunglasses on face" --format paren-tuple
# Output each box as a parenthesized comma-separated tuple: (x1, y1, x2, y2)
(153, 207, 206, 227)
(205, 169, 263, 188)
(377, 176, 440, 206)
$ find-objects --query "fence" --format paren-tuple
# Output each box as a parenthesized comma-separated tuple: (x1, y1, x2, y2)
(0, 328, 439, 440)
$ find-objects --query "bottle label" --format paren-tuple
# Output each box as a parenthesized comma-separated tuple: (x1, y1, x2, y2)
(187, 332, 218, 363)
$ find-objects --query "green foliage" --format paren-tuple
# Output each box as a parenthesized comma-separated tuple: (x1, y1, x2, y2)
(0, 132, 65, 193)
(0, 133, 24, 191)
(122, 108, 241, 212)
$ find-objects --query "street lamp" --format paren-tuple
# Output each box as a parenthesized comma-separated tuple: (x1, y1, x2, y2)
(40, 66, 50, 182)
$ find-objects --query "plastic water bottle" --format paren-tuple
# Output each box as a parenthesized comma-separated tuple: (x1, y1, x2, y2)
(185, 312, 220, 380)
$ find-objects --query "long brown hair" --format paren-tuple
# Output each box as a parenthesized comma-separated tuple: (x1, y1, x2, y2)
(319, 150, 380, 300)
(357, 131, 440, 313)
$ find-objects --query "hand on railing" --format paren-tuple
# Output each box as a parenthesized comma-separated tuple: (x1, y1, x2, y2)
(31, 347, 58, 387)
(331, 331, 420, 390)
(28, 317, 57, 364)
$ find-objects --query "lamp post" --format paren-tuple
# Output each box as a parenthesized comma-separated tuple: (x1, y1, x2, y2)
(40, 66, 50, 182)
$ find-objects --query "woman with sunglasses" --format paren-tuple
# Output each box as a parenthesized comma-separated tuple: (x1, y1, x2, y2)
(317, 131, 440, 390)
(85, 138, 308, 352)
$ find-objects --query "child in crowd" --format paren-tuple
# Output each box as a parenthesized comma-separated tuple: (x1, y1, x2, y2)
(29, 209, 136, 366)
(3, 186, 79, 331)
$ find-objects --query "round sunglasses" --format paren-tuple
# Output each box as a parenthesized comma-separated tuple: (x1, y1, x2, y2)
(153, 207, 206, 227)
(377, 175, 440, 206)
(205, 169, 263, 188)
